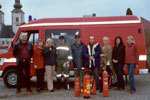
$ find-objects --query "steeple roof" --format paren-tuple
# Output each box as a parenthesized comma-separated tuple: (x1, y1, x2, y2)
(12, 0, 24, 14)
(14, 0, 22, 9)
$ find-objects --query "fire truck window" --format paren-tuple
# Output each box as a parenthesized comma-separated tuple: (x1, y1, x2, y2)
(45, 29, 80, 45)
(28, 33, 39, 46)
(16, 31, 39, 46)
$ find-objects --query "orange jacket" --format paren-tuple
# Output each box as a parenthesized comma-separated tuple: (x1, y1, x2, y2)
(33, 46, 44, 69)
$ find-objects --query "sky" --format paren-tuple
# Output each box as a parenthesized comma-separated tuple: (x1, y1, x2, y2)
(0, 0, 150, 25)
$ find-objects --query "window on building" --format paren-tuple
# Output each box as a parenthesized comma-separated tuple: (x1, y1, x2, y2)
(6, 41, 9, 44)
(2, 41, 4, 44)
(16, 17, 19, 23)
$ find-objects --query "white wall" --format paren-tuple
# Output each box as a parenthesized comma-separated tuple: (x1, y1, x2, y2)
(12, 13, 24, 34)
(0, 12, 4, 24)
(0, 12, 4, 32)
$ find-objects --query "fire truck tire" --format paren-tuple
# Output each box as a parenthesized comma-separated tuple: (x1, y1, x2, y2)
(3, 69, 17, 88)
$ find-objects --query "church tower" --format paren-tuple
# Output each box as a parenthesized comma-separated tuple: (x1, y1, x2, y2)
(11, 0, 24, 34)
(0, 4, 4, 32)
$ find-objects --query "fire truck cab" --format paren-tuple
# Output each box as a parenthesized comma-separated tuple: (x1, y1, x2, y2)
(0, 15, 147, 88)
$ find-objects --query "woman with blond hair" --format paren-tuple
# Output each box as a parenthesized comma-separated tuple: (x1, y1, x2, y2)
(125, 36, 139, 94)
(42, 38, 56, 92)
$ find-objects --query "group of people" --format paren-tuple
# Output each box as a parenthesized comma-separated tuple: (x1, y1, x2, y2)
(13, 32, 139, 95)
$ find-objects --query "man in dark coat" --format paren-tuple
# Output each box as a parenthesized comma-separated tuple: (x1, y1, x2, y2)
(13, 33, 33, 94)
(71, 34, 85, 88)
(83, 36, 101, 90)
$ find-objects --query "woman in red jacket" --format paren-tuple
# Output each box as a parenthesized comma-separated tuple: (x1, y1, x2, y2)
(34, 40, 45, 92)
(125, 36, 139, 94)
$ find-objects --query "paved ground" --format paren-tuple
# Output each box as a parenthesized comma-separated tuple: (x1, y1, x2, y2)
(0, 74, 150, 100)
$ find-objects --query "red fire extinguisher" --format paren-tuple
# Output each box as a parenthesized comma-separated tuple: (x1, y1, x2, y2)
(74, 77, 80, 97)
(103, 71, 109, 97)
(83, 74, 91, 98)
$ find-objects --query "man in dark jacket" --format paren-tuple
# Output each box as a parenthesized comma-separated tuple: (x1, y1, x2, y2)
(13, 33, 33, 94)
(71, 34, 85, 88)
(83, 36, 101, 90)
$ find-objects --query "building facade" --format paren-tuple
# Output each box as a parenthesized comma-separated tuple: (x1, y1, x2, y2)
(0, 0, 25, 38)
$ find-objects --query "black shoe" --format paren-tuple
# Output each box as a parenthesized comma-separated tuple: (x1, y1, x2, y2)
(16, 89, 21, 94)
(96, 87, 99, 90)
(40, 88, 45, 90)
(57, 79, 61, 89)
(99, 88, 103, 93)
(26, 88, 32, 92)
(57, 86, 61, 89)
(49, 89, 54, 92)
(109, 85, 112, 89)
(122, 87, 125, 90)
(37, 88, 41, 92)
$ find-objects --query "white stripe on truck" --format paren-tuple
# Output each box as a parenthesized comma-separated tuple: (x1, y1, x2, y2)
(0, 58, 16, 65)
(20, 20, 141, 27)
(139, 55, 147, 61)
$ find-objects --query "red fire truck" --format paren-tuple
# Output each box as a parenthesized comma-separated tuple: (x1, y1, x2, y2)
(0, 15, 147, 88)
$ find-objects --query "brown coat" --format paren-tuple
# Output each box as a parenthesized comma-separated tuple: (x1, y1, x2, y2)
(100, 45, 116, 78)
(100, 45, 112, 68)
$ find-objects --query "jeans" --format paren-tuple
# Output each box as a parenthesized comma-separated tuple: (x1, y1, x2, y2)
(17, 60, 30, 89)
(113, 63, 125, 89)
(127, 64, 136, 91)
(94, 66, 100, 89)
(87, 65, 100, 89)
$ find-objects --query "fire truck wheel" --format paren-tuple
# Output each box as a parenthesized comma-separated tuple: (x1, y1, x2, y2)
(3, 69, 17, 88)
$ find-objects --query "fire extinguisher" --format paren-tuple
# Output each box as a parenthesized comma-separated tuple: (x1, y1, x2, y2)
(103, 71, 109, 97)
(83, 73, 91, 98)
(74, 77, 80, 97)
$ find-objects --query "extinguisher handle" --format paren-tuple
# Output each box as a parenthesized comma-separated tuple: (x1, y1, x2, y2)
(84, 69, 94, 75)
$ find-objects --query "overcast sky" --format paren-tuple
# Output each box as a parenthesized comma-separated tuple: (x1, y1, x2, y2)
(0, 0, 150, 25)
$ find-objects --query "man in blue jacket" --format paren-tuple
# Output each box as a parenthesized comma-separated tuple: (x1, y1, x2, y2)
(84, 36, 101, 90)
